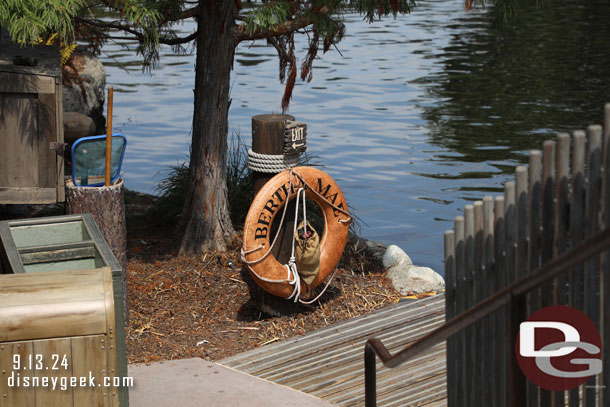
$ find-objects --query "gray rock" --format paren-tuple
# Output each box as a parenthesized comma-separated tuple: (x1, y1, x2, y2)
(382, 244, 413, 269)
(383, 245, 444, 294)
(62, 50, 106, 132)
(64, 111, 96, 143)
(386, 264, 445, 295)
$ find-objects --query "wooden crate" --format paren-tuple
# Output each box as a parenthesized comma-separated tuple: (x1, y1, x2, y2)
(0, 214, 129, 406)
(0, 268, 120, 406)
(0, 31, 64, 204)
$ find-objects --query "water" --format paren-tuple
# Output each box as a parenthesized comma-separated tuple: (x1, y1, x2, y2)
(101, 0, 610, 273)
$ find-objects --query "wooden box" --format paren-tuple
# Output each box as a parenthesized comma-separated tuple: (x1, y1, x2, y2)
(0, 268, 120, 406)
(0, 31, 64, 204)
(0, 214, 128, 406)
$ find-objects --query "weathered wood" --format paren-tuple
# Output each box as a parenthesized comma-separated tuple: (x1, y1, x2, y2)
(504, 183, 523, 405)
(454, 215, 466, 407)
(65, 179, 128, 323)
(504, 181, 516, 285)
(601, 103, 610, 407)
(529, 150, 542, 407)
(538, 142, 555, 407)
(0, 55, 64, 204)
(603, 103, 610, 407)
(515, 166, 529, 282)
(482, 196, 494, 407)
(569, 130, 586, 407)
(222, 296, 446, 407)
(0, 268, 119, 407)
(494, 196, 507, 407)
(251, 114, 295, 192)
(0, 269, 108, 342)
(0, 341, 36, 406)
(584, 125, 602, 407)
(249, 114, 301, 316)
(553, 134, 570, 407)
(554, 133, 570, 307)
(444, 230, 456, 407)
(473, 200, 485, 404)
(71, 335, 108, 406)
(33, 338, 73, 407)
(464, 204, 475, 407)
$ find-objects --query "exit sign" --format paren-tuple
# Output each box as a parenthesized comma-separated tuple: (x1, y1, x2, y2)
(284, 121, 307, 155)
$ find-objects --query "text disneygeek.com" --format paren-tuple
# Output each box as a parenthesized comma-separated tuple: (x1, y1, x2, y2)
(7, 372, 134, 391)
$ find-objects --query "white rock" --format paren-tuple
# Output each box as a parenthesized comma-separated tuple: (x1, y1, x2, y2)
(382, 244, 413, 269)
(386, 264, 445, 295)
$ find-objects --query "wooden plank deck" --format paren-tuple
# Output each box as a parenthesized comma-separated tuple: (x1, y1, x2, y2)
(220, 295, 447, 406)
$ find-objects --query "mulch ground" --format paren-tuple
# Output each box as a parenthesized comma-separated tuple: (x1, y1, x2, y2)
(124, 192, 406, 364)
(125, 232, 402, 364)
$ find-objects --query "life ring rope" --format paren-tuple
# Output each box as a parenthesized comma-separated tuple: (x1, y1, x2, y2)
(240, 167, 351, 303)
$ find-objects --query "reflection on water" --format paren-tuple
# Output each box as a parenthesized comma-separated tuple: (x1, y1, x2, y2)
(101, 0, 610, 273)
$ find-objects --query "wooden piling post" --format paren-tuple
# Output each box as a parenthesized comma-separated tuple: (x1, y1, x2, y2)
(248, 114, 302, 316)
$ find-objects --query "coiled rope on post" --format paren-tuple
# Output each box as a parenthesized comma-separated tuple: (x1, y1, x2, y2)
(248, 149, 300, 173)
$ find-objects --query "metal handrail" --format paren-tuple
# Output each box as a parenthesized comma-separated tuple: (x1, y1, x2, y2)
(364, 226, 610, 407)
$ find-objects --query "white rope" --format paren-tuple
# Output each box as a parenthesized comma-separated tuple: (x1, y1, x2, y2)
(248, 149, 300, 173)
(240, 168, 351, 304)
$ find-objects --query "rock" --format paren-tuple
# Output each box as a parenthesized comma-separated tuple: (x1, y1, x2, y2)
(64, 111, 96, 143)
(383, 245, 444, 294)
(387, 264, 445, 295)
(62, 49, 106, 132)
(382, 244, 413, 269)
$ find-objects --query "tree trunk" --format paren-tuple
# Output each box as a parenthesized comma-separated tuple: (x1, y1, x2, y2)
(179, 1, 238, 254)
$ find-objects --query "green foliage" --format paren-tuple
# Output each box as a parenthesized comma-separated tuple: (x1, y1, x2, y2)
(0, 0, 85, 45)
(244, 1, 292, 36)
(1, 0, 163, 67)
(347, 0, 417, 23)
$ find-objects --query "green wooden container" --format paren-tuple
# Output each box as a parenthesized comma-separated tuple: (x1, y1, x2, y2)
(0, 214, 129, 406)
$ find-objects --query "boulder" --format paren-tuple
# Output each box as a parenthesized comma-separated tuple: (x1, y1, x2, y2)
(382, 244, 412, 269)
(383, 245, 444, 295)
(64, 111, 96, 143)
(62, 49, 106, 132)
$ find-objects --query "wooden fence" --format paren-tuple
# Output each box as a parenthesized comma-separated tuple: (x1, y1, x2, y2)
(444, 104, 610, 407)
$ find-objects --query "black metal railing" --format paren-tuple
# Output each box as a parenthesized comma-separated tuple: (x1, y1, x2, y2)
(364, 226, 610, 407)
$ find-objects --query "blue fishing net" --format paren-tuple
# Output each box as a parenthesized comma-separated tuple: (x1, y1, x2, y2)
(71, 134, 127, 187)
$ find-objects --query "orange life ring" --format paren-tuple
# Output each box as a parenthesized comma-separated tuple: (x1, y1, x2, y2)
(241, 167, 351, 300)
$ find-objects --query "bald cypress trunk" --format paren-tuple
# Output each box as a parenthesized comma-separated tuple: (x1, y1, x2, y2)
(180, 1, 237, 254)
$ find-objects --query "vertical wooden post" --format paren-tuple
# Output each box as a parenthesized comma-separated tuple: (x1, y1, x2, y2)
(529, 151, 542, 407)
(252, 114, 295, 194)
(494, 196, 507, 407)
(444, 230, 456, 407)
(569, 130, 586, 407)
(249, 114, 299, 316)
(602, 104, 610, 407)
(483, 196, 494, 407)
(464, 204, 475, 407)
(454, 215, 466, 407)
(584, 125, 602, 407)
(553, 133, 570, 407)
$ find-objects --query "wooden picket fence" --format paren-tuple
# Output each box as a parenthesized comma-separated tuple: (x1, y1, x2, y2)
(443, 104, 610, 407)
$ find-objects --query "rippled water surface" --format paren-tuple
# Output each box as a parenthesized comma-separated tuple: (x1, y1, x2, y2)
(101, 0, 610, 272)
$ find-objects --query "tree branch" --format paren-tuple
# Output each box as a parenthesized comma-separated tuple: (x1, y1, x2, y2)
(76, 18, 197, 45)
(235, 6, 329, 42)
